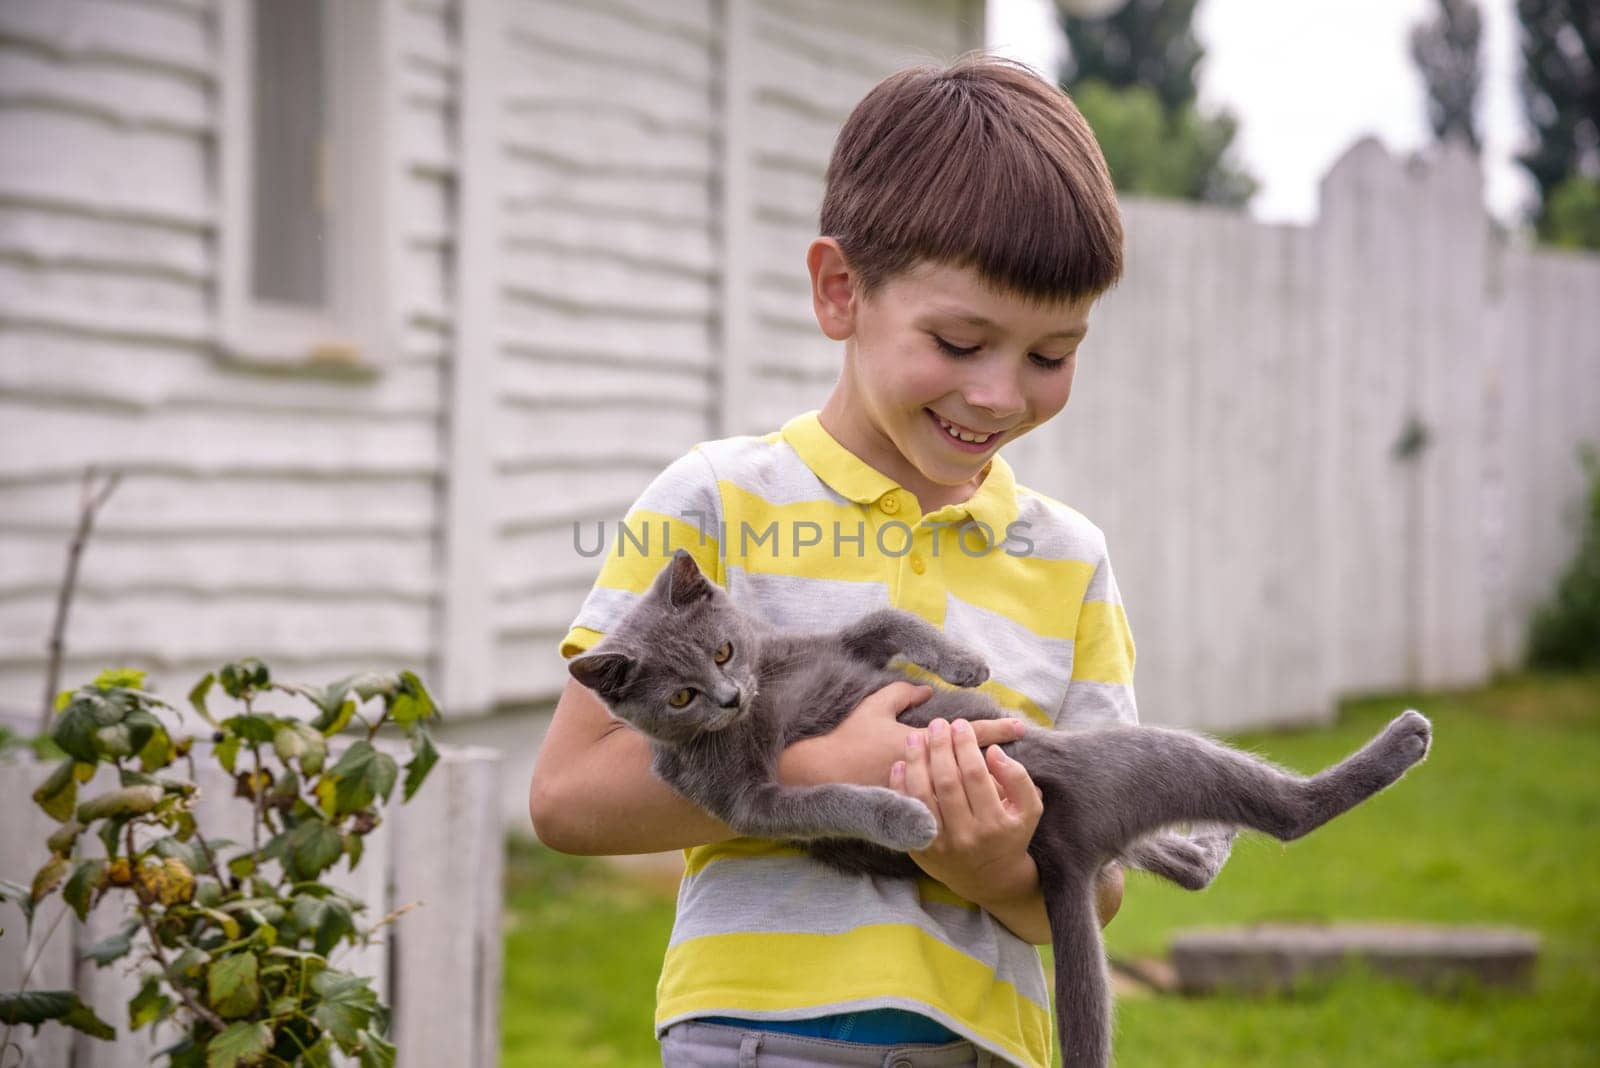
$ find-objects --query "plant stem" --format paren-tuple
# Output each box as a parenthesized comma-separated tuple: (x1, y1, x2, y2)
(125, 822, 227, 1034)
(40, 468, 120, 732)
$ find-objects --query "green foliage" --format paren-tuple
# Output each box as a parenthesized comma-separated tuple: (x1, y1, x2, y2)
(1070, 80, 1257, 207)
(1539, 175, 1600, 250)
(2, 661, 441, 1066)
(1058, 0, 1256, 207)
(1514, 0, 1599, 240)
(1529, 446, 1600, 668)
(1410, 0, 1484, 152)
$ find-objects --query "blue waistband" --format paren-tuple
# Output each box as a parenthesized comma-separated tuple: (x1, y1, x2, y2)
(698, 1009, 961, 1045)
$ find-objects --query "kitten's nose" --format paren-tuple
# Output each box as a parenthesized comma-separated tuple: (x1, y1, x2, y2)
(716, 690, 740, 710)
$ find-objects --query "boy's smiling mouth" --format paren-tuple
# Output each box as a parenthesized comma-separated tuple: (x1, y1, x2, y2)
(928, 409, 1003, 450)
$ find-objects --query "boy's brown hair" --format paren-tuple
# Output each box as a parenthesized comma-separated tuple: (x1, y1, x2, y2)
(819, 53, 1123, 301)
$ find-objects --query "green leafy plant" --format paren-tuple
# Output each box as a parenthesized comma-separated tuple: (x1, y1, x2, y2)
(1529, 445, 1600, 669)
(1, 661, 442, 1067)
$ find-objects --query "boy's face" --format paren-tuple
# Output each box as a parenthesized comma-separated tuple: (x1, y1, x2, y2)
(815, 251, 1093, 510)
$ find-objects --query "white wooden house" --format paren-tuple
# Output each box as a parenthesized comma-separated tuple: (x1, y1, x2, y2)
(1, 0, 1596, 801)
(0, 0, 986, 728)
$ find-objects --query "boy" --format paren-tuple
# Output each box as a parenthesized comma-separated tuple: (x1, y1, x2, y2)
(531, 55, 1134, 1067)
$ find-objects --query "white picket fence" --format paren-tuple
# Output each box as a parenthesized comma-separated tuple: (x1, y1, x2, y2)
(0, 744, 502, 1067)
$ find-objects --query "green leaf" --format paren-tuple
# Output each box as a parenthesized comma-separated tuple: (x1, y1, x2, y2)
(168, 945, 210, 979)
(207, 951, 260, 1019)
(76, 784, 165, 822)
(46, 819, 86, 857)
(206, 1020, 273, 1068)
(52, 700, 101, 763)
(33, 758, 78, 822)
(0, 878, 37, 932)
(284, 821, 344, 882)
(402, 728, 439, 802)
(62, 859, 106, 922)
(93, 723, 134, 758)
(31, 855, 67, 902)
(357, 1028, 397, 1068)
(309, 969, 378, 1050)
(315, 698, 357, 738)
(82, 918, 139, 966)
(128, 974, 170, 1031)
(388, 672, 437, 729)
(224, 714, 276, 744)
(95, 668, 148, 691)
(0, 989, 116, 1040)
(215, 732, 241, 773)
(189, 672, 217, 724)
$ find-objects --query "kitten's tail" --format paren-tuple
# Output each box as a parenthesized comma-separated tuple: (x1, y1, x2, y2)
(1039, 870, 1112, 1068)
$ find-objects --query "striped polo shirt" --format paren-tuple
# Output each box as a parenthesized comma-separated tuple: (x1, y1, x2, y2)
(559, 410, 1137, 1068)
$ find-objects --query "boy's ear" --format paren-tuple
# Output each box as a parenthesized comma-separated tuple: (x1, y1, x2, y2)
(807, 237, 856, 342)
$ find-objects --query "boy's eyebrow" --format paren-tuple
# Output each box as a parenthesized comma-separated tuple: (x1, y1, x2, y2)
(931, 309, 1088, 341)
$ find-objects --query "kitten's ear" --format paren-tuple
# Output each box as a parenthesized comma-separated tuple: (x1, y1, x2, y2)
(568, 651, 636, 698)
(662, 548, 711, 608)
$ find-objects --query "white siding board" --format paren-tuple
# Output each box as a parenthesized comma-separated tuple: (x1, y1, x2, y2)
(0, 329, 445, 416)
(0, 531, 435, 601)
(0, 595, 432, 665)
(504, 6, 715, 91)
(0, 110, 211, 224)
(499, 310, 714, 370)
(0, 42, 211, 133)
(0, 0, 213, 81)
(508, 210, 716, 275)
(492, 406, 708, 470)
(500, 352, 711, 408)
(0, 403, 440, 479)
(0, 474, 437, 536)
(495, 463, 668, 534)
(0, 202, 210, 280)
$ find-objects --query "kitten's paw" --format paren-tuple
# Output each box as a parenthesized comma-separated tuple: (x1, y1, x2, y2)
(873, 796, 939, 851)
(1384, 709, 1432, 766)
(934, 649, 990, 689)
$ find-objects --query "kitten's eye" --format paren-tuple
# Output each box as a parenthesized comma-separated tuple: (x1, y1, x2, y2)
(714, 641, 733, 664)
(669, 688, 696, 708)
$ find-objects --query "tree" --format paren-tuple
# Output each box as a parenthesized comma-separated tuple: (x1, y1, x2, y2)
(1411, 0, 1485, 152)
(1059, 0, 1204, 116)
(1515, 0, 1599, 245)
(1056, 0, 1257, 208)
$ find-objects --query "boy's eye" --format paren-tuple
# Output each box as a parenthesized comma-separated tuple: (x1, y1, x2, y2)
(1031, 352, 1070, 370)
(669, 688, 697, 708)
(714, 642, 733, 664)
(932, 334, 979, 357)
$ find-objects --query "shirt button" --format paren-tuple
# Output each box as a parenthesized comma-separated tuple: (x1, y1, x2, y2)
(879, 495, 900, 514)
(910, 554, 926, 575)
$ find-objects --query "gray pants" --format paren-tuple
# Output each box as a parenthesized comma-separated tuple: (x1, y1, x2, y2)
(660, 1020, 1008, 1068)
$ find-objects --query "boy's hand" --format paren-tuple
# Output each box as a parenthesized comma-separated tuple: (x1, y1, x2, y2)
(891, 717, 1043, 910)
(777, 683, 1021, 788)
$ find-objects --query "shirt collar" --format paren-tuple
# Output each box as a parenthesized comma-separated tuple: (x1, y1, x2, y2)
(780, 410, 1020, 543)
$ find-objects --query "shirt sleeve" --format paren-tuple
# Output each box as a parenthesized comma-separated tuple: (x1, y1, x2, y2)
(1057, 545, 1138, 727)
(558, 447, 724, 659)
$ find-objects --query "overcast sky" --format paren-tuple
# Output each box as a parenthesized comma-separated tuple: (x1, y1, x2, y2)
(987, 0, 1534, 225)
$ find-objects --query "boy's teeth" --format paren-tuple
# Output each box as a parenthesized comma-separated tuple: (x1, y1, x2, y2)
(937, 416, 992, 444)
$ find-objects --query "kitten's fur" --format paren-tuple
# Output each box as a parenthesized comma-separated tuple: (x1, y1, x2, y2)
(570, 551, 1432, 1068)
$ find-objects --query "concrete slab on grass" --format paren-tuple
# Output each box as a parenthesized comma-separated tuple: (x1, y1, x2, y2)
(1171, 923, 1540, 995)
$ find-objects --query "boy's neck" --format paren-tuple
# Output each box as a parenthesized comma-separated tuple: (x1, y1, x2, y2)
(817, 393, 986, 515)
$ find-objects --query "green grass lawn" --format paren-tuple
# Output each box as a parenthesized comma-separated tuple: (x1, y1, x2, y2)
(502, 672, 1600, 1067)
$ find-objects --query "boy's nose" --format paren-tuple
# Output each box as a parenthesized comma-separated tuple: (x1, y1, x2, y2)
(964, 375, 1026, 421)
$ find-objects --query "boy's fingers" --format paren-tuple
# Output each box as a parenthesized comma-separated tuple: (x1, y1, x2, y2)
(901, 732, 941, 827)
(949, 719, 1004, 817)
(968, 716, 1026, 748)
(986, 745, 1043, 817)
(925, 719, 974, 826)
(864, 682, 934, 720)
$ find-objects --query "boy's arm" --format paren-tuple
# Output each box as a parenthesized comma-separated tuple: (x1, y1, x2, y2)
(530, 678, 736, 854)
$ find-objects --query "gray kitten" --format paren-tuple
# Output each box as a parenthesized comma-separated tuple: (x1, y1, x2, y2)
(570, 551, 1432, 1068)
